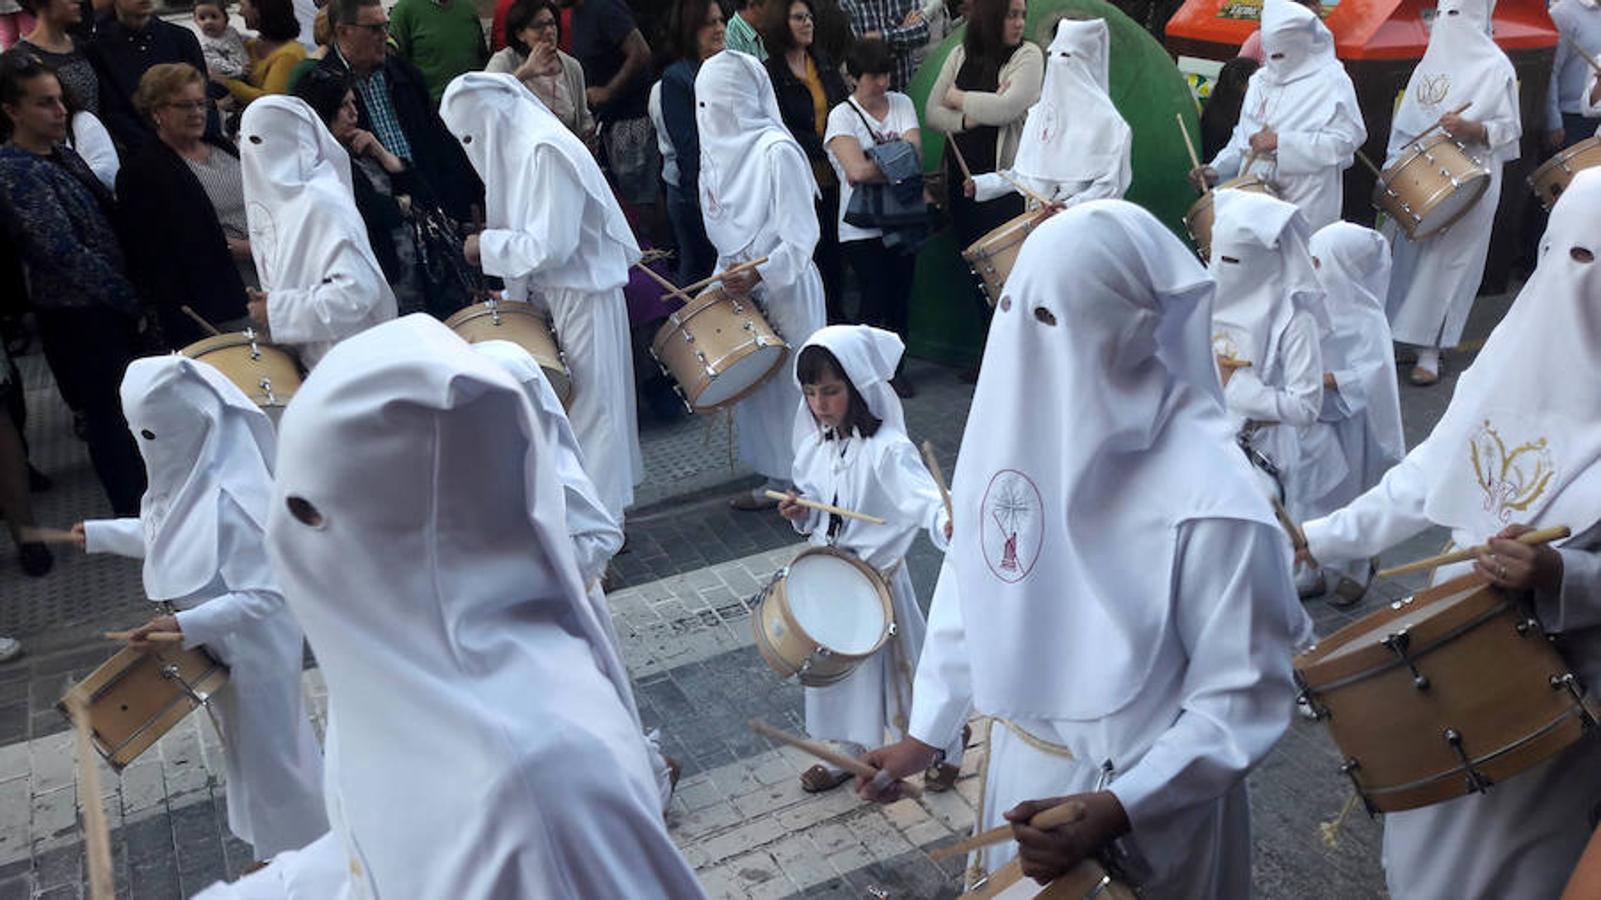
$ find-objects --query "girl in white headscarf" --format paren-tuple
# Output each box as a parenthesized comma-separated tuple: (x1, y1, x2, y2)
(1383, 0, 1520, 385)
(857, 201, 1299, 898)
(1196, 0, 1365, 231)
(442, 72, 645, 524)
(966, 17, 1131, 207)
(695, 50, 829, 510)
(239, 96, 398, 371)
(1208, 189, 1338, 602)
(264, 315, 705, 898)
(1302, 221, 1403, 600)
(775, 325, 962, 793)
(75, 356, 327, 860)
(1302, 169, 1601, 900)
(472, 339, 680, 812)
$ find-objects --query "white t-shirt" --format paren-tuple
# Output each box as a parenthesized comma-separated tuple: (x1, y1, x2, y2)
(825, 92, 920, 244)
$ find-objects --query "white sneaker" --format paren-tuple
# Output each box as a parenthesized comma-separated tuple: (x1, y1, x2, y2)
(0, 636, 20, 663)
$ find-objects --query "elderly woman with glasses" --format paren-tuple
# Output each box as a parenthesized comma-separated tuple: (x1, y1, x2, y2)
(116, 62, 254, 347)
(485, 0, 592, 137)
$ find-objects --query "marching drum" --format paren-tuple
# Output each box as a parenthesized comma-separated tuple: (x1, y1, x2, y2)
(444, 299, 573, 406)
(963, 208, 1055, 307)
(59, 645, 229, 771)
(1294, 574, 1597, 813)
(181, 331, 302, 413)
(1372, 133, 1491, 240)
(651, 286, 789, 413)
(1529, 136, 1601, 211)
(753, 546, 895, 687)
(1183, 175, 1278, 260)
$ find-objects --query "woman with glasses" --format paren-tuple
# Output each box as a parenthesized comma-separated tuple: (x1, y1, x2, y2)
(486, 0, 593, 138)
(117, 63, 254, 347)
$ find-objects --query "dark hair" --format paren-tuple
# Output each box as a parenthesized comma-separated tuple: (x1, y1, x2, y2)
(762, 0, 812, 57)
(505, 0, 559, 55)
(669, 0, 718, 62)
(192, 0, 227, 12)
(1200, 56, 1258, 159)
(964, 0, 1018, 61)
(253, 0, 302, 42)
(796, 345, 882, 438)
(293, 66, 352, 125)
(0, 51, 60, 142)
(844, 37, 892, 78)
(327, 0, 380, 28)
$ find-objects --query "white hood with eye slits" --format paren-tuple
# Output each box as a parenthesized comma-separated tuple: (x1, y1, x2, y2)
(1389, 0, 1519, 164)
(1208, 188, 1329, 369)
(1009, 17, 1131, 184)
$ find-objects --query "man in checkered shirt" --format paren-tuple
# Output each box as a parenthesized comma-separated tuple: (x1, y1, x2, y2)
(840, 0, 929, 91)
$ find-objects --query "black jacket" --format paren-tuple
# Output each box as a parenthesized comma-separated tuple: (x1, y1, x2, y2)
(115, 137, 249, 348)
(319, 50, 482, 223)
(764, 49, 848, 167)
(88, 17, 215, 153)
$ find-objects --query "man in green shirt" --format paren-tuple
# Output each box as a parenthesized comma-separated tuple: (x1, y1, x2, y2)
(725, 0, 770, 61)
(389, 0, 487, 103)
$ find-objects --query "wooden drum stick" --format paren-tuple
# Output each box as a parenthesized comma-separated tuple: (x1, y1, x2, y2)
(1355, 149, 1386, 179)
(1177, 113, 1203, 174)
(103, 630, 184, 643)
(1416, 101, 1474, 146)
(20, 526, 82, 545)
(929, 800, 1086, 862)
(947, 136, 974, 181)
(763, 491, 886, 525)
(64, 693, 115, 900)
(1568, 34, 1601, 75)
(997, 171, 1052, 208)
(181, 305, 224, 337)
(921, 440, 953, 528)
(748, 720, 923, 799)
(1216, 355, 1253, 371)
(1376, 525, 1571, 580)
(632, 258, 693, 304)
(1270, 496, 1308, 553)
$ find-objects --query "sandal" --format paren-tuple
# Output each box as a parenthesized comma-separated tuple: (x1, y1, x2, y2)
(923, 762, 960, 793)
(800, 764, 851, 793)
(1408, 365, 1439, 387)
(730, 491, 779, 512)
(1327, 559, 1377, 610)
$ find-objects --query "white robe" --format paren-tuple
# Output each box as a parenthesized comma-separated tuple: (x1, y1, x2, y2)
(1382, 0, 1521, 350)
(193, 831, 349, 899)
(1303, 467, 1601, 900)
(264, 316, 701, 898)
(717, 142, 827, 482)
(791, 426, 961, 760)
(484, 150, 644, 518)
(911, 522, 1297, 897)
(85, 507, 326, 858)
(1208, 0, 1365, 233)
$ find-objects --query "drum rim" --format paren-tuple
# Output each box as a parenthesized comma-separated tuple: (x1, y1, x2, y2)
(442, 298, 552, 330)
(780, 545, 895, 660)
(179, 331, 294, 358)
(1294, 571, 1486, 683)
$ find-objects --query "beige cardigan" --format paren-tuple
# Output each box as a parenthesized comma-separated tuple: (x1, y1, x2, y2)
(484, 47, 596, 137)
(924, 41, 1044, 172)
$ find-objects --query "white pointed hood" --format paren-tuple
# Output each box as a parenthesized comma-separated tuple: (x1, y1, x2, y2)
(694, 50, 818, 256)
(947, 199, 1276, 721)
(792, 325, 907, 447)
(1391, 0, 1519, 163)
(1010, 18, 1130, 184)
(1310, 222, 1405, 465)
(439, 72, 639, 264)
(1208, 189, 1329, 368)
(123, 355, 278, 601)
(1405, 168, 1601, 539)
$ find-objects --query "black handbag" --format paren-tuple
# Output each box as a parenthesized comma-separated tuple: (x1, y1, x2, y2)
(840, 99, 932, 249)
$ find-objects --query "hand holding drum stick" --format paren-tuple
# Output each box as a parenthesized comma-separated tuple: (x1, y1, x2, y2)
(748, 720, 922, 798)
(633, 257, 771, 305)
(181, 306, 224, 337)
(762, 491, 886, 525)
(1376, 525, 1570, 580)
(928, 799, 1086, 862)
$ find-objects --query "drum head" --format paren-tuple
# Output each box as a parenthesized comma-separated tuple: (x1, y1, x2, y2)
(694, 344, 786, 409)
(1414, 172, 1490, 237)
(786, 552, 888, 655)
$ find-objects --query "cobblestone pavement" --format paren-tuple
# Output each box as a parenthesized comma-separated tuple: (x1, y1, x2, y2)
(0, 287, 1517, 898)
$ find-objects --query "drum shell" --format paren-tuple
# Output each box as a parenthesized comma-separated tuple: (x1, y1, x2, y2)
(1529, 136, 1601, 211)
(1183, 175, 1278, 260)
(1294, 574, 1597, 813)
(444, 301, 573, 407)
(181, 333, 303, 412)
(751, 546, 894, 687)
(960, 857, 1137, 899)
(59, 646, 229, 771)
(1372, 134, 1491, 240)
(650, 287, 789, 413)
(961, 208, 1055, 308)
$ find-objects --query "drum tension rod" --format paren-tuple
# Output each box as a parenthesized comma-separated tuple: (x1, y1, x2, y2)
(1443, 728, 1493, 796)
(1293, 671, 1329, 720)
(1337, 758, 1377, 816)
(1382, 630, 1430, 690)
(1551, 673, 1599, 728)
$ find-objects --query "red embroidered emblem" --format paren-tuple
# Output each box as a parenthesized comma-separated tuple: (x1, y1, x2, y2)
(980, 469, 1043, 583)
